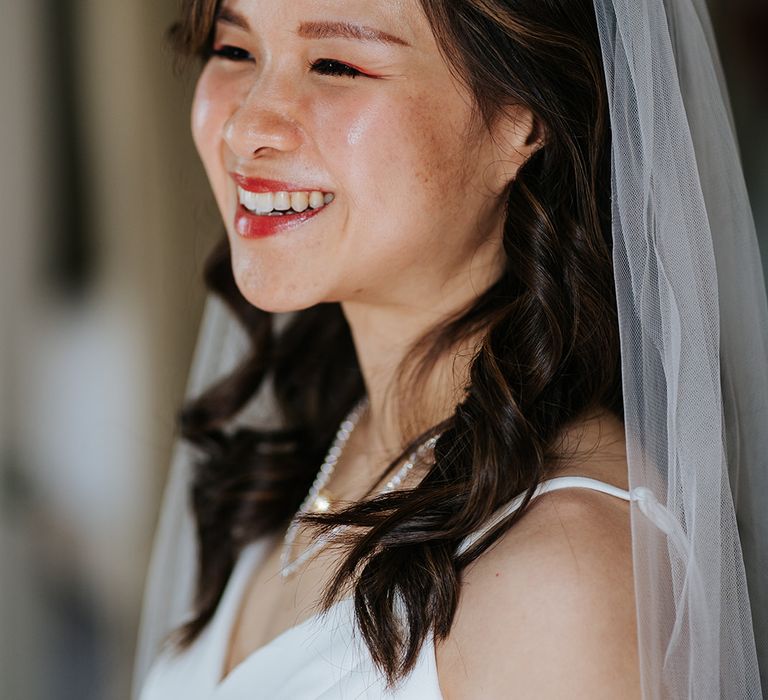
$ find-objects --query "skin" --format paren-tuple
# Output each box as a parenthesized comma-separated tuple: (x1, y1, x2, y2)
(192, 0, 640, 696)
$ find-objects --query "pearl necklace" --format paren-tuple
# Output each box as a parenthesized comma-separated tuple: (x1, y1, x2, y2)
(279, 396, 438, 578)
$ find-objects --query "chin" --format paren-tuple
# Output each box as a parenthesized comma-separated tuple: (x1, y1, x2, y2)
(231, 263, 330, 314)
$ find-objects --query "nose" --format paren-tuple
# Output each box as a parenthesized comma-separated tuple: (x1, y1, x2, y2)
(222, 81, 303, 160)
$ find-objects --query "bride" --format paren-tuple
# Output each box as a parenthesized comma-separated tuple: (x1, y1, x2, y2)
(134, 0, 767, 698)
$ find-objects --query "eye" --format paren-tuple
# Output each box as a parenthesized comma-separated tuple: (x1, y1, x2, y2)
(210, 45, 253, 62)
(309, 59, 363, 79)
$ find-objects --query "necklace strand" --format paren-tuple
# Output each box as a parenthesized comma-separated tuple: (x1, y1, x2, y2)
(279, 396, 438, 578)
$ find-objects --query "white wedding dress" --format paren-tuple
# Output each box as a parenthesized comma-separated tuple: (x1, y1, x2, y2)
(139, 476, 637, 699)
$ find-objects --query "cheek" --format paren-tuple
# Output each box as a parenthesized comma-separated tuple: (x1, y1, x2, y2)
(191, 69, 235, 198)
(405, 98, 464, 193)
(354, 93, 499, 281)
(354, 96, 477, 260)
(191, 70, 217, 158)
(401, 87, 481, 196)
(318, 90, 469, 212)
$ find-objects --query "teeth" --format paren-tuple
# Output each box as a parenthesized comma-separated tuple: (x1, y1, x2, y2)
(290, 191, 309, 212)
(273, 192, 291, 211)
(239, 190, 260, 212)
(254, 192, 274, 214)
(238, 187, 334, 215)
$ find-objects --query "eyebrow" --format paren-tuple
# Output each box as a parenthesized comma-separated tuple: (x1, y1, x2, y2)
(215, 9, 411, 48)
(297, 21, 411, 47)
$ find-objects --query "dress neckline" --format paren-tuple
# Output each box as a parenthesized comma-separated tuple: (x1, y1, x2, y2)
(212, 474, 633, 691)
(213, 537, 352, 690)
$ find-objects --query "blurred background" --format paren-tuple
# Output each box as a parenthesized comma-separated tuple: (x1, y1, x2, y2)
(1, 1, 766, 699)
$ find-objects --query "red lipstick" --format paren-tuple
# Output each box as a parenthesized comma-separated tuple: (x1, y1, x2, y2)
(230, 173, 334, 239)
(232, 173, 329, 193)
(235, 202, 328, 239)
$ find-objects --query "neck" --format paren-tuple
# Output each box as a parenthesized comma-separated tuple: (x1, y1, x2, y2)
(340, 295, 479, 463)
(338, 214, 506, 468)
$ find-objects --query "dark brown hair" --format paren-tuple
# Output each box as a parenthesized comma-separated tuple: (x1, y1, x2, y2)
(168, 0, 621, 687)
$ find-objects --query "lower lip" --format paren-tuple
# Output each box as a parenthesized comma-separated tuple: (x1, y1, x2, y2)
(234, 202, 329, 239)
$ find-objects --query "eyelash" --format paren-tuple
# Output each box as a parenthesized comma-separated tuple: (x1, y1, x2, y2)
(210, 45, 252, 62)
(209, 46, 364, 79)
(309, 59, 363, 79)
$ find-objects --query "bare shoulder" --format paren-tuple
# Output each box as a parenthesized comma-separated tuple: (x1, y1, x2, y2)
(434, 484, 641, 699)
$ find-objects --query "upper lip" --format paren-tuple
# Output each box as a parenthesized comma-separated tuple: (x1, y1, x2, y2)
(231, 173, 332, 193)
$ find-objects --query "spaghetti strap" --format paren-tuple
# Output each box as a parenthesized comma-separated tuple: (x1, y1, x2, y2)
(456, 476, 632, 557)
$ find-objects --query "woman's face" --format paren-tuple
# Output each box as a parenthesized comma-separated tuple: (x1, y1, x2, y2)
(192, 0, 534, 313)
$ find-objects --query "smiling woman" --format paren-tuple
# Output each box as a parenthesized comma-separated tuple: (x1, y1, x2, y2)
(133, 0, 768, 698)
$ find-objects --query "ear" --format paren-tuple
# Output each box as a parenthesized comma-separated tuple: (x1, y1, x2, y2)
(486, 105, 544, 191)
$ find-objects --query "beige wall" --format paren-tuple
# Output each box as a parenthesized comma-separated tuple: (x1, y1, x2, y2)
(2, 1, 218, 698)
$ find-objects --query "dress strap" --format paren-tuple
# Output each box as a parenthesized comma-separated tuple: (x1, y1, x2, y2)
(455, 476, 632, 557)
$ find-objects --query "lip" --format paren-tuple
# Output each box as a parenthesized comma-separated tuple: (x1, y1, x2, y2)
(231, 173, 331, 194)
(234, 201, 331, 239)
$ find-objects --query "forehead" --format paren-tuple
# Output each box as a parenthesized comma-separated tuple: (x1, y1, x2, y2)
(217, 0, 424, 45)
